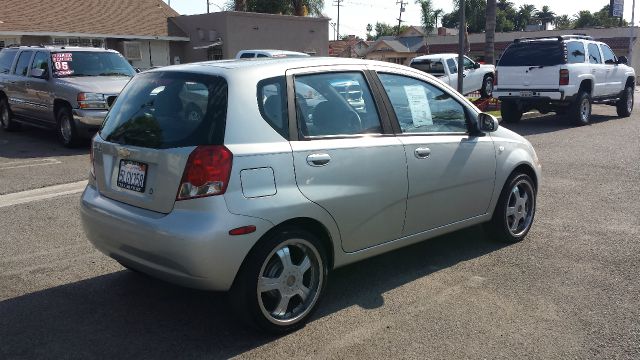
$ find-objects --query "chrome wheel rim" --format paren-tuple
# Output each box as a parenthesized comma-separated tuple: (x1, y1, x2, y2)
(627, 88, 634, 113)
(505, 180, 535, 237)
(485, 78, 494, 96)
(257, 239, 323, 326)
(60, 114, 72, 142)
(580, 97, 591, 122)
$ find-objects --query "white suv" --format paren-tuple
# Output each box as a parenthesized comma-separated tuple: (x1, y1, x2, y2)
(493, 35, 635, 125)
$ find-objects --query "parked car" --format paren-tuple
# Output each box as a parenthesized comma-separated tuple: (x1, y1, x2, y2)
(0, 45, 136, 146)
(80, 57, 541, 333)
(236, 49, 310, 59)
(409, 53, 495, 98)
(493, 35, 635, 125)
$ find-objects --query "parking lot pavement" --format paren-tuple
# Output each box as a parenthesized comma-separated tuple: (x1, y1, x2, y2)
(0, 127, 89, 195)
(0, 105, 638, 359)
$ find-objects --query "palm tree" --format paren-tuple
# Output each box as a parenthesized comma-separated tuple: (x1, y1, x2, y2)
(516, 4, 537, 30)
(416, 0, 437, 35)
(485, 0, 497, 65)
(497, 0, 514, 12)
(554, 14, 573, 30)
(535, 5, 556, 29)
(433, 9, 444, 29)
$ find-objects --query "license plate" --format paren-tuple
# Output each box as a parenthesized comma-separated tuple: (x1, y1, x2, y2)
(117, 160, 147, 193)
(520, 91, 534, 97)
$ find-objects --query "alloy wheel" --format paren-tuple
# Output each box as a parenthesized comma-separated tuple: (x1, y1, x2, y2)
(627, 88, 634, 113)
(257, 238, 323, 326)
(60, 114, 72, 143)
(580, 97, 591, 122)
(485, 78, 494, 96)
(505, 180, 535, 237)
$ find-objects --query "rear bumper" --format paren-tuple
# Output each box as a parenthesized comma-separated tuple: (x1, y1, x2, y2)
(494, 90, 563, 101)
(80, 185, 273, 291)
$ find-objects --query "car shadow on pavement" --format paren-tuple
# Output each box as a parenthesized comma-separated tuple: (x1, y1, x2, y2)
(501, 112, 622, 136)
(0, 226, 506, 358)
(0, 126, 89, 159)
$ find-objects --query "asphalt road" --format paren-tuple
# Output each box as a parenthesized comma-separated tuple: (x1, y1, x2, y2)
(0, 106, 638, 359)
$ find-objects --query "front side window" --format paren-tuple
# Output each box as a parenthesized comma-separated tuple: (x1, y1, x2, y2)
(13, 51, 33, 76)
(463, 56, 475, 70)
(378, 73, 468, 134)
(100, 71, 228, 149)
(0, 49, 18, 74)
(257, 76, 288, 138)
(588, 43, 602, 64)
(294, 72, 382, 137)
(600, 44, 616, 64)
(566, 41, 586, 64)
(30, 51, 50, 77)
(446, 58, 457, 73)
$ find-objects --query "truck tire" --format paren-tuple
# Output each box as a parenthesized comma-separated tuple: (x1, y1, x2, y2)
(616, 85, 634, 117)
(56, 106, 81, 148)
(480, 75, 494, 98)
(569, 91, 591, 126)
(0, 97, 20, 131)
(500, 100, 522, 123)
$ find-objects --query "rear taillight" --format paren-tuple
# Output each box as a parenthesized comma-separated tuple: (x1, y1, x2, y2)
(494, 71, 498, 86)
(177, 145, 233, 200)
(559, 69, 569, 86)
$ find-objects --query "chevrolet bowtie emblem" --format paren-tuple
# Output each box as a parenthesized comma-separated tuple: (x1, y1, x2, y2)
(117, 148, 131, 158)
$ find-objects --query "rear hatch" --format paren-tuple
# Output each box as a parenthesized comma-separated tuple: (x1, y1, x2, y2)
(497, 40, 565, 89)
(93, 70, 228, 213)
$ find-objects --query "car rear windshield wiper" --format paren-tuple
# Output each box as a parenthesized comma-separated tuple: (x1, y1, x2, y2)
(528, 65, 545, 70)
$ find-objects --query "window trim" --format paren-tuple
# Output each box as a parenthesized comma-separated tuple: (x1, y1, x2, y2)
(372, 71, 474, 136)
(285, 69, 395, 141)
(12, 50, 34, 77)
(587, 43, 602, 64)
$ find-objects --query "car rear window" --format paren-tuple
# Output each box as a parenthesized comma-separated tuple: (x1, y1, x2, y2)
(100, 71, 228, 149)
(0, 49, 18, 74)
(410, 59, 446, 76)
(499, 41, 566, 67)
(257, 76, 289, 138)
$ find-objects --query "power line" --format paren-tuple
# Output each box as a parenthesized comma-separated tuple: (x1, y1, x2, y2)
(396, 0, 407, 36)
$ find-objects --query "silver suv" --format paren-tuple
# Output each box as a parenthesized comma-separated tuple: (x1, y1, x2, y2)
(80, 58, 542, 333)
(0, 46, 136, 146)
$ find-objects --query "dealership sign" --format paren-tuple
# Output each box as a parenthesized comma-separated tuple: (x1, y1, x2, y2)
(610, 0, 624, 18)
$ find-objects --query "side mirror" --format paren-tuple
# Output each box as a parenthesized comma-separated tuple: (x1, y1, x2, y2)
(478, 113, 499, 133)
(135, 68, 142, 73)
(30, 68, 47, 79)
(618, 56, 628, 65)
(473, 62, 481, 69)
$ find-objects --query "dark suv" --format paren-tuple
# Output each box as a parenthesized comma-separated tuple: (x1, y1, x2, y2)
(0, 46, 136, 146)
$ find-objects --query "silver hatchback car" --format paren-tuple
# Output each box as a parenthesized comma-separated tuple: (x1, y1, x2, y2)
(81, 57, 541, 333)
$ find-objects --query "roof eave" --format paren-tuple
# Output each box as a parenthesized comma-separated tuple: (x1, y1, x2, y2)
(0, 31, 189, 42)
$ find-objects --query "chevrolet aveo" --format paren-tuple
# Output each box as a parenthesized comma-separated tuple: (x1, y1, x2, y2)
(80, 58, 541, 333)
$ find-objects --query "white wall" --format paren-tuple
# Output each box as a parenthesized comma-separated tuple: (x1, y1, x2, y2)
(128, 40, 171, 69)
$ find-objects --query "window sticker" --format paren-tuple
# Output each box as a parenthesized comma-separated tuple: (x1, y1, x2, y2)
(404, 85, 432, 126)
(51, 53, 73, 76)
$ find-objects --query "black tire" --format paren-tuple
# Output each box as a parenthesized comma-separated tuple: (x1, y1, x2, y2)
(0, 97, 20, 131)
(56, 106, 80, 148)
(500, 100, 523, 123)
(230, 227, 328, 334)
(485, 173, 537, 243)
(616, 85, 634, 117)
(568, 91, 591, 126)
(480, 75, 494, 98)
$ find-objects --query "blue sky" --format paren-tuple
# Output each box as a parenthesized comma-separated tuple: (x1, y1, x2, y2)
(165, 0, 639, 39)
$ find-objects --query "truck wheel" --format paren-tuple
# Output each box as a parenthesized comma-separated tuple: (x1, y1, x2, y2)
(0, 97, 20, 131)
(569, 91, 591, 126)
(480, 75, 494, 98)
(56, 107, 80, 148)
(616, 85, 634, 117)
(500, 100, 522, 123)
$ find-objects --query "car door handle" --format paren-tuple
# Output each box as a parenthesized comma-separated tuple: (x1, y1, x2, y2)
(414, 147, 431, 159)
(307, 153, 331, 167)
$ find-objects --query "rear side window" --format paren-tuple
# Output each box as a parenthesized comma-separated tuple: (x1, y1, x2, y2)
(0, 49, 18, 74)
(257, 76, 288, 138)
(566, 42, 586, 64)
(100, 71, 228, 149)
(600, 44, 616, 64)
(499, 41, 565, 66)
(410, 59, 446, 76)
(31, 51, 50, 76)
(588, 44, 602, 64)
(13, 51, 33, 76)
(239, 53, 254, 58)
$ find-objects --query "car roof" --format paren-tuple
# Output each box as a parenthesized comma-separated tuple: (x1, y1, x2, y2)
(148, 57, 410, 74)
(8, 46, 117, 53)
(413, 53, 459, 61)
(239, 49, 309, 56)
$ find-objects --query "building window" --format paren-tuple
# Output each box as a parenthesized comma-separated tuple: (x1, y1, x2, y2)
(207, 46, 223, 60)
(209, 30, 217, 41)
(124, 42, 142, 61)
(52, 37, 104, 48)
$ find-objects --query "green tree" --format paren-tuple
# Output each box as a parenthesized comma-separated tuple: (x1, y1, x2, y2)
(554, 14, 573, 30)
(535, 5, 555, 28)
(416, 0, 437, 35)
(433, 9, 444, 29)
(515, 4, 537, 31)
(373, 22, 396, 39)
(440, 0, 487, 33)
(228, 0, 325, 16)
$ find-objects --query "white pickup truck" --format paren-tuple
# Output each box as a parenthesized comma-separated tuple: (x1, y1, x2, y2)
(409, 53, 495, 97)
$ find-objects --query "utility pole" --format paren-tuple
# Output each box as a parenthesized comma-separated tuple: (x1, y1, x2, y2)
(396, 1, 407, 36)
(333, 0, 343, 40)
(457, 0, 465, 93)
(629, 0, 636, 65)
(207, 0, 210, 13)
(330, 22, 337, 41)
